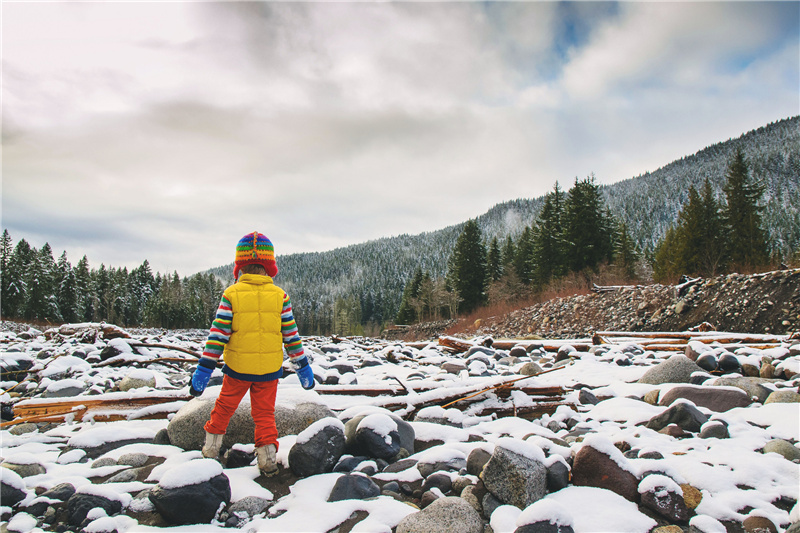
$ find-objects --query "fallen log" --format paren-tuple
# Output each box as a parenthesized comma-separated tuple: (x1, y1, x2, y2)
(2, 392, 191, 427)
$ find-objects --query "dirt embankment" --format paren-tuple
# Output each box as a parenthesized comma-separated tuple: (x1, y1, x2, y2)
(390, 269, 800, 341)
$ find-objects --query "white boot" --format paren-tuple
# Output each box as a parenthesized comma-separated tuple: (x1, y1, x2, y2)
(256, 444, 278, 477)
(202, 431, 224, 459)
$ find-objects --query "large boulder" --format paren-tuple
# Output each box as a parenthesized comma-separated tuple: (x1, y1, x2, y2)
(395, 496, 483, 533)
(638, 355, 702, 385)
(288, 418, 346, 477)
(66, 489, 127, 527)
(658, 384, 751, 412)
(711, 377, 777, 403)
(481, 439, 547, 509)
(571, 437, 639, 502)
(167, 393, 334, 451)
(148, 458, 231, 525)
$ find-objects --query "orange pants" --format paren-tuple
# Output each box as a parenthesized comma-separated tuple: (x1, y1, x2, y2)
(204, 374, 279, 449)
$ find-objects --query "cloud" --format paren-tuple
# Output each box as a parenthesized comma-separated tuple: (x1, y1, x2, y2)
(2, 2, 797, 275)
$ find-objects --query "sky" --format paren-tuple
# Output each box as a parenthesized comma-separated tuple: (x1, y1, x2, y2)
(2, 1, 798, 276)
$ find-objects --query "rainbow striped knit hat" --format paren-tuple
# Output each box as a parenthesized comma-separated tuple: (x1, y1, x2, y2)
(233, 231, 278, 280)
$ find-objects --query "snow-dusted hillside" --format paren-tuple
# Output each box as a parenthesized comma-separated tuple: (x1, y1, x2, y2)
(207, 116, 800, 333)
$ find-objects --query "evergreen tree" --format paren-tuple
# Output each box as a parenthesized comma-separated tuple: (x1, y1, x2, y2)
(74, 255, 94, 321)
(486, 237, 502, 282)
(448, 220, 487, 314)
(501, 236, 515, 270)
(614, 222, 639, 281)
(532, 182, 567, 287)
(56, 251, 79, 323)
(697, 178, 726, 276)
(1, 230, 14, 318)
(563, 175, 615, 273)
(396, 267, 423, 324)
(514, 226, 534, 284)
(723, 149, 769, 269)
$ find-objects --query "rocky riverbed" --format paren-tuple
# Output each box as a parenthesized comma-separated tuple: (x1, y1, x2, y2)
(0, 321, 799, 533)
(390, 269, 800, 342)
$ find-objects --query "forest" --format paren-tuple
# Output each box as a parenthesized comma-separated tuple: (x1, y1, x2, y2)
(1, 116, 798, 334)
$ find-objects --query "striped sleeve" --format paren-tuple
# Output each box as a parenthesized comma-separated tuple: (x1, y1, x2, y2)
(281, 291, 306, 362)
(201, 293, 233, 364)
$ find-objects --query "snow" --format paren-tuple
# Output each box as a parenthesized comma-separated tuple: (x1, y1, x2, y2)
(0, 467, 27, 491)
(158, 458, 223, 489)
(2, 326, 799, 532)
(516, 498, 574, 527)
(356, 413, 397, 444)
(545, 487, 657, 532)
(296, 417, 345, 445)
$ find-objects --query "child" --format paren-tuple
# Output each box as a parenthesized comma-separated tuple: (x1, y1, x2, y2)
(190, 231, 315, 476)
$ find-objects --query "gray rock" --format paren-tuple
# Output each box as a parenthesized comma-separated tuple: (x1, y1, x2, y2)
(117, 453, 149, 467)
(712, 377, 777, 403)
(227, 496, 271, 524)
(482, 492, 503, 518)
(1, 460, 46, 478)
(0, 469, 28, 507)
(481, 444, 546, 509)
(327, 473, 380, 502)
(762, 439, 800, 462)
(149, 473, 231, 525)
(519, 362, 544, 376)
(344, 413, 415, 460)
(8, 423, 38, 436)
(646, 401, 708, 433)
(40, 483, 76, 502)
(699, 421, 730, 439)
(118, 372, 156, 392)
(764, 390, 800, 404)
(466, 448, 491, 477)
(658, 384, 751, 412)
(638, 355, 702, 385)
(417, 451, 467, 478)
(91, 457, 118, 468)
(44, 382, 87, 398)
(421, 473, 453, 494)
(289, 419, 346, 477)
(105, 468, 140, 484)
(546, 459, 570, 493)
(395, 496, 483, 533)
(168, 396, 333, 451)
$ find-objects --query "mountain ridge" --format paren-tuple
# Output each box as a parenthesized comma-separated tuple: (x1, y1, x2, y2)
(207, 115, 800, 333)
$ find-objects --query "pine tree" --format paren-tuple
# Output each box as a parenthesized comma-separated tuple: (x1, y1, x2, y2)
(1, 230, 14, 318)
(723, 149, 769, 269)
(563, 175, 615, 274)
(514, 226, 534, 284)
(614, 222, 639, 281)
(74, 255, 94, 321)
(501, 236, 515, 270)
(697, 178, 726, 276)
(486, 237, 502, 282)
(396, 267, 423, 324)
(56, 251, 79, 323)
(532, 182, 567, 287)
(448, 220, 487, 314)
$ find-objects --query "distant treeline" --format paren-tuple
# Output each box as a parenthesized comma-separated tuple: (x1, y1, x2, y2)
(0, 232, 223, 329)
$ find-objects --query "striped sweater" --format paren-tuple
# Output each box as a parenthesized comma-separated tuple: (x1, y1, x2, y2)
(200, 291, 306, 370)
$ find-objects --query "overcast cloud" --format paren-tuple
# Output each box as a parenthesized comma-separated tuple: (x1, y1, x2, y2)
(2, 1, 798, 275)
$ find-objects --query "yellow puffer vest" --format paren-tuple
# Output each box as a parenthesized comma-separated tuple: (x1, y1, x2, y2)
(223, 274, 284, 375)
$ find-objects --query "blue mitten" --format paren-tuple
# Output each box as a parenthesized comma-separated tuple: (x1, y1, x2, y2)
(294, 357, 316, 390)
(190, 358, 216, 397)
